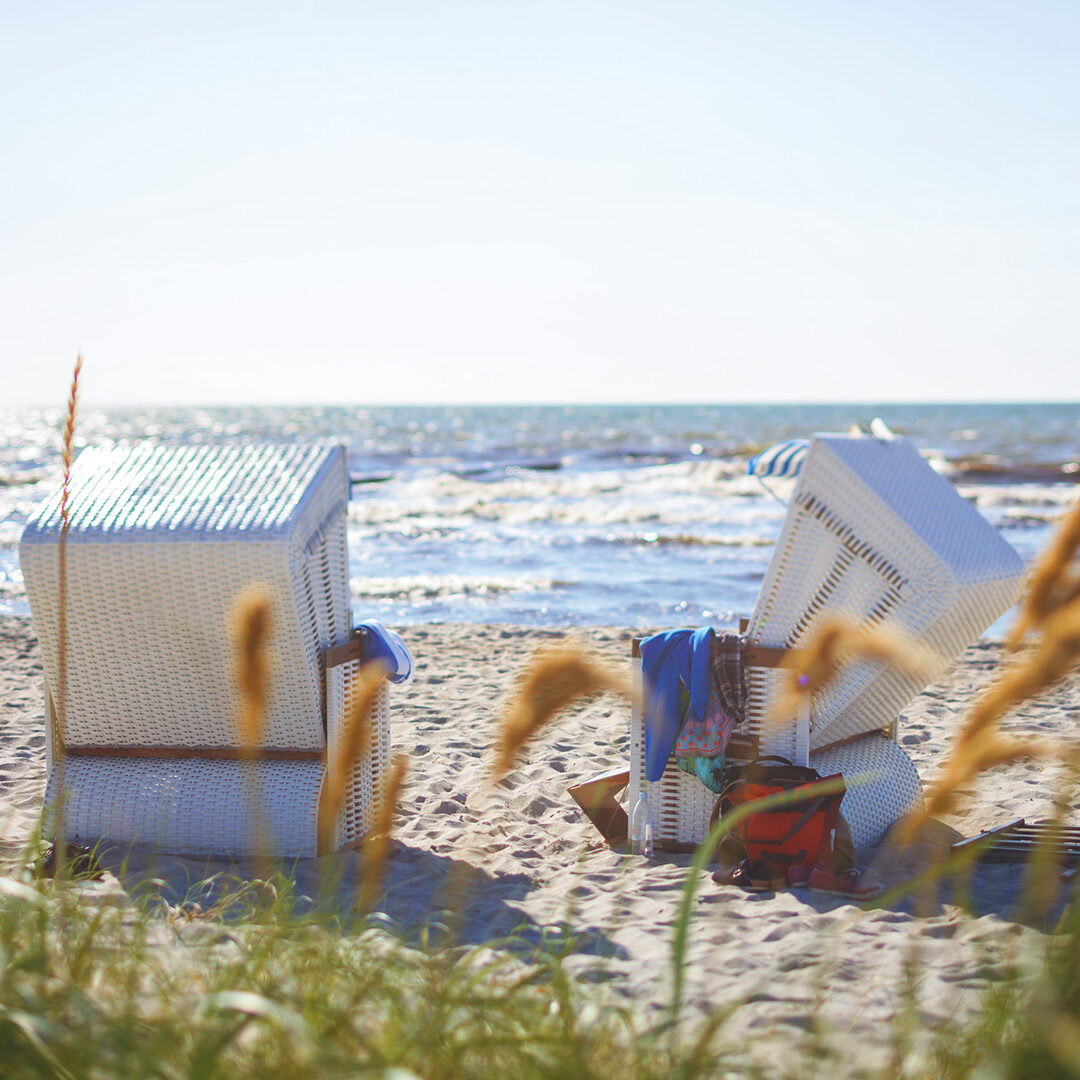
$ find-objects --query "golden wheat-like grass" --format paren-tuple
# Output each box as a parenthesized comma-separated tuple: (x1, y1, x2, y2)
(60, 355, 82, 527)
(53, 356, 82, 873)
(318, 659, 388, 853)
(1008, 495, 1080, 649)
(231, 588, 273, 751)
(771, 615, 940, 724)
(492, 642, 631, 782)
(359, 753, 409, 911)
(56, 355, 83, 746)
(900, 498, 1080, 841)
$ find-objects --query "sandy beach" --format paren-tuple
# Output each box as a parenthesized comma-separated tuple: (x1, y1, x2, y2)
(2, 614, 1077, 1072)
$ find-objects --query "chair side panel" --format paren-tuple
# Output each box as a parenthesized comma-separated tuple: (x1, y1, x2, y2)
(22, 540, 324, 750)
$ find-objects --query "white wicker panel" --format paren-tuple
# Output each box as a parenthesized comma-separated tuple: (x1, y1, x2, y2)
(743, 665, 804, 762)
(46, 757, 324, 858)
(811, 735, 922, 848)
(23, 542, 323, 749)
(825, 436, 1025, 585)
(22, 443, 338, 540)
(331, 677, 392, 849)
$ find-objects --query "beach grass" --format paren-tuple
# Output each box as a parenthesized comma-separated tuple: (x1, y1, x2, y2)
(1, 775, 1076, 1079)
(0, 835, 712, 1080)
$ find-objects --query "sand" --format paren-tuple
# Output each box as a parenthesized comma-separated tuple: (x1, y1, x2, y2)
(2, 615, 1077, 1072)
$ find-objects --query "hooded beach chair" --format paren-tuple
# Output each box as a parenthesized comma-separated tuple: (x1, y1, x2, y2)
(622, 430, 1025, 850)
(19, 443, 391, 857)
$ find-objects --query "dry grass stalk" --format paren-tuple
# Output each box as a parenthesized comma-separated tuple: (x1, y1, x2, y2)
(901, 502, 1080, 841)
(492, 642, 631, 781)
(359, 753, 409, 911)
(317, 659, 388, 853)
(53, 355, 82, 874)
(1008, 495, 1080, 648)
(900, 598, 1080, 839)
(56, 355, 83, 748)
(772, 615, 939, 724)
(231, 588, 273, 752)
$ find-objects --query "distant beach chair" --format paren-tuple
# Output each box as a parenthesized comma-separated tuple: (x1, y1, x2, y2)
(621, 431, 1025, 850)
(20, 444, 392, 858)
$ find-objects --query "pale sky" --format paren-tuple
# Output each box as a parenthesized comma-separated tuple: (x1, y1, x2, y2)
(2, 2, 1077, 406)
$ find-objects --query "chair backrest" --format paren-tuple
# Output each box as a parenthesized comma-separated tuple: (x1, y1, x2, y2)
(744, 433, 1023, 751)
(20, 443, 351, 752)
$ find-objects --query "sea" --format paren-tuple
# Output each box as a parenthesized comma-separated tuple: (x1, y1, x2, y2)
(1, 403, 1078, 634)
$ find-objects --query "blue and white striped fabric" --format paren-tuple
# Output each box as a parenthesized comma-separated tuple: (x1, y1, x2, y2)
(747, 439, 809, 480)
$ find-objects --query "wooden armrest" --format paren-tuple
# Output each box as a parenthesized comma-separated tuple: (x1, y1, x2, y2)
(569, 768, 630, 846)
(630, 634, 807, 670)
(326, 627, 369, 669)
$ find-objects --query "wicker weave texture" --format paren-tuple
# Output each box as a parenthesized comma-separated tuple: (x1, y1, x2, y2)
(747, 435, 1022, 749)
(22, 443, 339, 541)
(46, 757, 325, 857)
(331, 673, 392, 849)
(811, 736, 922, 848)
(43, 656, 391, 856)
(21, 444, 350, 750)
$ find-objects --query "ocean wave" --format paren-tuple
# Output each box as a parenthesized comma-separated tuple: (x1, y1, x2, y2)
(350, 574, 572, 601)
(345, 461, 772, 531)
(960, 484, 1080, 510)
(0, 569, 24, 597)
(999, 507, 1079, 527)
(0, 471, 53, 489)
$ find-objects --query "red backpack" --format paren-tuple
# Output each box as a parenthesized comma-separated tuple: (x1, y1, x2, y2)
(710, 756, 846, 886)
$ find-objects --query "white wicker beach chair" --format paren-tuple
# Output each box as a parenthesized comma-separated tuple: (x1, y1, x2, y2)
(19, 443, 391, 858)
(629, 432, 1025, 849)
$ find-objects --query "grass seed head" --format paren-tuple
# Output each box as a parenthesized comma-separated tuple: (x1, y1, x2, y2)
(493, 643, 631, 781)
(231, 588, 273, 749)
(1008, 496, 1080, 648)
(60, 354, 83, 527)
(773, 616, 939, 725)
(901, 730, 1055, 841)
(319, 659, 387, 853)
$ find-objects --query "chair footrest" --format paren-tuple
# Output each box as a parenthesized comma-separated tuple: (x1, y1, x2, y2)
(569, 768, 630, 846)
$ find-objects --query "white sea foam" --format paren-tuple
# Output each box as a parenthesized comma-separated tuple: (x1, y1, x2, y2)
(350, 574, 570, 601)
(959, 483, 1080, 510)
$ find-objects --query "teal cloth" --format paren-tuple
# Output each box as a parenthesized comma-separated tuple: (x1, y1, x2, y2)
(675, 754, 726, 794)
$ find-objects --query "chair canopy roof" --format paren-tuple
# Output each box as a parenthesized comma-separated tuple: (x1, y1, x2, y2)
(22, 443, 342, 544)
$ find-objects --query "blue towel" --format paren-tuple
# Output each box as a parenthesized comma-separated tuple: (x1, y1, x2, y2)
(639, 627, 713, 782)
(357, 620, 414, 684)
